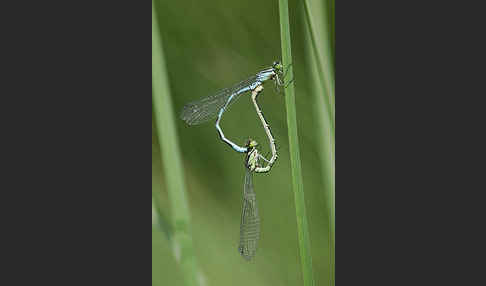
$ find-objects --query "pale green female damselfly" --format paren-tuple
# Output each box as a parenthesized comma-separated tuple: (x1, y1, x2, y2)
(238, 138, 266, 260)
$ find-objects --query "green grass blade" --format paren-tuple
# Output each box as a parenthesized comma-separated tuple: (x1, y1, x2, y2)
(302, 1, 335, 285)
(278, 1, 315, 286)
(330, 0, 335, 59)
(152, 195, 173, 241)
(303, 14, 335, 286)
(152, 3, 199, 286)
(302, 0, 335, 132)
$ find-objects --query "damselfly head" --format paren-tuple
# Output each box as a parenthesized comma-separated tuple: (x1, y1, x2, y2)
(245, 138, 259, 148)
(272, 61, 283, 73)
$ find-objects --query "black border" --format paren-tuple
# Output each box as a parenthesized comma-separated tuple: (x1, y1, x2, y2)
(6, 1, 152, 284)
(5, 0, 485, 284)
(338, 1, 485, 284)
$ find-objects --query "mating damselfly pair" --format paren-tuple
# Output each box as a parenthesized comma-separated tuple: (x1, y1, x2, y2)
(180, 61, 291, 260)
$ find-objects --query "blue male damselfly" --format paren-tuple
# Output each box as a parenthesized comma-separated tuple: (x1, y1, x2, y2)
(180, 61, 286, 154)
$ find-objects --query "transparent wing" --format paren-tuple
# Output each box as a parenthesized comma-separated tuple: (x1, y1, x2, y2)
(180, 75, 259, 125)
(238, 168, 260, 260)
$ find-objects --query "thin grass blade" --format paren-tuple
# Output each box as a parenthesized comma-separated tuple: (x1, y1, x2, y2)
(152, 2, 200, 285)
(278, 1, 316, 285)
(302, 1, 335, 284)
(302, 0, 335, 132)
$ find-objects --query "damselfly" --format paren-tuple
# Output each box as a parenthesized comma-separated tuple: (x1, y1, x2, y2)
(180, 61, 287, 154)
(238, 138, 269, 260)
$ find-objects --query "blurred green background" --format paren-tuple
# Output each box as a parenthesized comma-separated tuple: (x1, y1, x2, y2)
(153, 0, 334, 285)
